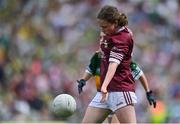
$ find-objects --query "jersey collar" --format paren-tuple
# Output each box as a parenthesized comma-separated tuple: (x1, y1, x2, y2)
(116, 26, 125, 33)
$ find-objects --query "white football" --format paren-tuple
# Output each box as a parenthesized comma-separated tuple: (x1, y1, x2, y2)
(52, 94, 76, 118)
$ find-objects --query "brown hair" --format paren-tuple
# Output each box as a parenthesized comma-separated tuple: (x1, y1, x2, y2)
(97, 5, 128, 27)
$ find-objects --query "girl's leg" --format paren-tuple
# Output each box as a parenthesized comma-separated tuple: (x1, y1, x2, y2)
(110, 114, 119, 123)
(115, 104, 136, 123)
(107, 113, 119, 123)
(107, 114, 113, 123)
(82, 106, 111, 123)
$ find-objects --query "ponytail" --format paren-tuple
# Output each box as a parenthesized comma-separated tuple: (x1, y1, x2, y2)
(117, 12, 128, 27)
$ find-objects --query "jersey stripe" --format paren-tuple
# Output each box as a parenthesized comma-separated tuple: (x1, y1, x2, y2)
(125, 92, 131, 104)
(110, 51, 124, 60)
(128, 92, 132, 104)
(123, 92, 128, 105)
(109, 58, 120, 64)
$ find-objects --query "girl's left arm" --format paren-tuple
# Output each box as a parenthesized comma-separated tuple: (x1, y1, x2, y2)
(100, 62, 118, 103)
(101, 62, 118, 93)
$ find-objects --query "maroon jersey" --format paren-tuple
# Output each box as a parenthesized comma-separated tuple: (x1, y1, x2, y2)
(100, 27, 135, 92)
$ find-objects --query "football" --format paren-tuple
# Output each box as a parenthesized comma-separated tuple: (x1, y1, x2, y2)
(51, 94, 76, 118)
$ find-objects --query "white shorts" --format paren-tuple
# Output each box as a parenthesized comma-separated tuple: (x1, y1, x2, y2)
(89, 91, 137, 112)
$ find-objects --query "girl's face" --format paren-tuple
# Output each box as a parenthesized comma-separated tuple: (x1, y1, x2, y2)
(98, 19, 117, 35)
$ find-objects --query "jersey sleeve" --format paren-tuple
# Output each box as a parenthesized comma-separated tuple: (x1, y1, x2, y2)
(85, 52, 99, 76)
(109, 38, 129, 64)
(131, 62, 144, 80)
(85, 66, 93, 75)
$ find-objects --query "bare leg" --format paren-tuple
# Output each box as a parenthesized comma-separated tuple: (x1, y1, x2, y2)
(115, 104, 136, 123)
(107, 115, 113, 123)
(108, 114, 120, 124)
(82, 106, 111, 123)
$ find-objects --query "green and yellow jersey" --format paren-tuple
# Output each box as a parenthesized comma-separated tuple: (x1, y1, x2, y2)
(86, 51, 101, 90)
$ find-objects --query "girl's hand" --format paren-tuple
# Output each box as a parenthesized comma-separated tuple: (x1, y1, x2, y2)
(100, 86, 108, 103)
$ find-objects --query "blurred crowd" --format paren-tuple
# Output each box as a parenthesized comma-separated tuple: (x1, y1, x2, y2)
(0, 0, 180, 123)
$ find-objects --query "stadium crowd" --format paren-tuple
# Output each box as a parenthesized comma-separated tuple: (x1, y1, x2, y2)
(0, 0, 180, 123)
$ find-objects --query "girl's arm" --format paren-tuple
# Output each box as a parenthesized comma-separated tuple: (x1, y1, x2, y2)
(101, 62, 118, 92)
(139, 72, 156, 108)
(100, 62, 118, 102)
(81, 72, 92, 81)
(139, 73, 150, 92)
